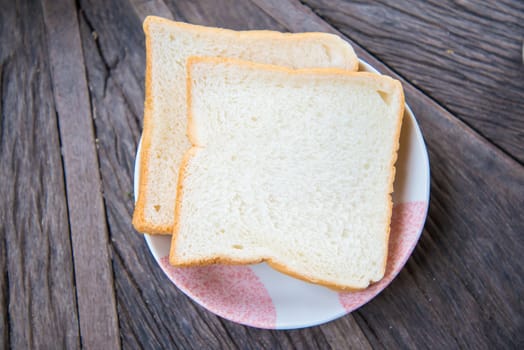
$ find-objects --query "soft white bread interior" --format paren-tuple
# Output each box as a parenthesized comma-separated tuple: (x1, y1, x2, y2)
(170, 57, 404, 290)
(133, 16, 359, 234)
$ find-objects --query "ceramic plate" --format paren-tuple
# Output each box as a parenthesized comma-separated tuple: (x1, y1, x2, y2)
(134, 60, 430, 329)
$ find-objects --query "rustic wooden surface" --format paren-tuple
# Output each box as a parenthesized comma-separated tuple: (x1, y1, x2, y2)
(42, 0, 121, 348)
(1, 0, 523, 348)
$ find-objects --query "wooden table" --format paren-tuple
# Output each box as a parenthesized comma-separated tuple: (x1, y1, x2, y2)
(1, 0, 522, 348)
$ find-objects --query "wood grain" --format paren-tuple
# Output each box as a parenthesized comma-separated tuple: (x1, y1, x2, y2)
(0, 0, 80, 348)
(130, 0, 173, 22)
(301, 0, 524, 163)
(41, 0, 120, 348)
(164, 0, 288, 30)
(252, 0, 524, 347)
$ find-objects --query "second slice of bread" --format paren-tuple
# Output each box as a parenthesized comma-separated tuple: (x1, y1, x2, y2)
(170, 57, 404, 291)
(132, 16, 359, 234)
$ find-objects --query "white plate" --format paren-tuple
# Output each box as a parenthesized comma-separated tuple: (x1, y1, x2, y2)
(134, 60, 430, 329)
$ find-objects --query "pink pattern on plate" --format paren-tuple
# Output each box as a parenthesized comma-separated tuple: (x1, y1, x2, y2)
(159, 257, 276, 328)
(339, 201, 428, 311)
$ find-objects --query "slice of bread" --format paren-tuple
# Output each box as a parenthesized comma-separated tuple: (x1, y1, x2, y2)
(170, 57, 405, 290)
(133, 16, 359, 234)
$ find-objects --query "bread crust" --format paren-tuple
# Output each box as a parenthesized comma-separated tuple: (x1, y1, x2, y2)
(132, 16, 359, 234)
(169, 56, 405, 291)
(132, 18, 173, 235)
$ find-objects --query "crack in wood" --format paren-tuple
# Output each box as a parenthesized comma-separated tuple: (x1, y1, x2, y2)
(78, 8, 142, 131)
(51, 102, 84, 350)
(78, 8, 114, 98)
(110, 246, 187, 348)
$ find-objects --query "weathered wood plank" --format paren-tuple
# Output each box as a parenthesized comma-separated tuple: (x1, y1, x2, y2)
(252, 0, 524, 348)
(301, 0, 524, 163)
(41, 0, 121, 348)
(0, 0, 80, 348)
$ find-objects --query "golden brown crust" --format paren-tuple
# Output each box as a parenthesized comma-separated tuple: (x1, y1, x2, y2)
(169, 255, 366, 291)
(132, 17, 160, 233)
(131, 19, 172, 234)
(169, 56, 405, 290)
(265, 260, 367, 292)
(169, 249, 367, 290)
